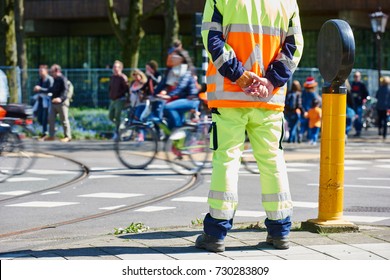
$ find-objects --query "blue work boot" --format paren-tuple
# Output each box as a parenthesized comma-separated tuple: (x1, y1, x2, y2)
(195, 233, 225, 253)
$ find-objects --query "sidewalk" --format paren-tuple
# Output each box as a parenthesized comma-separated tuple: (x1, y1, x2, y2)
(0, 223, 389, 260)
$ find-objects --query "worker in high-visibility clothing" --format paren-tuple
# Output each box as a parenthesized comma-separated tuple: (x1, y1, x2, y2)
(195, 0, 304, 252)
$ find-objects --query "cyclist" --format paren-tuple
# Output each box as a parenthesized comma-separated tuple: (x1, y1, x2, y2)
(156, 50, 200, 131)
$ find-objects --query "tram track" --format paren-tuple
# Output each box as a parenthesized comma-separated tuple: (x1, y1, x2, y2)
(0, 152, 90, 204)
(0, 151, 201, 239)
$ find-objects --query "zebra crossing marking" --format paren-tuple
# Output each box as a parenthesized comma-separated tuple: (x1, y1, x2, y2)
(78, 193, 144, 199)
(5, 201, 79, 208)
(0, 190, 31, 196)
(135, 206, 176, 212)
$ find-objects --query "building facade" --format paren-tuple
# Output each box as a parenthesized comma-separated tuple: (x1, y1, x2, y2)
(21, 0, 390, 70)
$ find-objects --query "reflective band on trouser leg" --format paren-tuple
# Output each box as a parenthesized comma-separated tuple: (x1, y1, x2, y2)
(208, 108, 247, 220)
(246, 109, 293, 221)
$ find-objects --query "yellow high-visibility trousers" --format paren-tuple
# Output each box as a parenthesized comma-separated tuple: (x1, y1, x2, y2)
(208, 107, 293, 221)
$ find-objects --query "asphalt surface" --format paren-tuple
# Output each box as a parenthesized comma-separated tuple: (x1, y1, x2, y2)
(0, 129, 389, 263)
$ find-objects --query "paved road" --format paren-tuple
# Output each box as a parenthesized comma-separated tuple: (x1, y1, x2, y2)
(0, 136, 389, 253)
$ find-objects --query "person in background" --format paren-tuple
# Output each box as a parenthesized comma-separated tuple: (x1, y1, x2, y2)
(305, 98, 322, 145)
(345, 80, 356, 140)
(33, 64, 54, 138)
(108, 60, 128, 138)
(350, 71, 369, 137)
(376, 76, 390, 140)
(40, 64, 71, 142)
(156, 52, 199, 131)
(284, 80, 302, 143)
(299, 76, 321, 143)
(143, 60, 162, 97)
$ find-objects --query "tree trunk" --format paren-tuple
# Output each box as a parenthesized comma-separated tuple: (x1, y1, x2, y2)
(0, 0, 7, 65)
(124, 0, 144, 70)
(106, 0, 144, 70)
(163, 0, 179, 61)
(3, 0, 18, 103)
(15, 0, 28, 103)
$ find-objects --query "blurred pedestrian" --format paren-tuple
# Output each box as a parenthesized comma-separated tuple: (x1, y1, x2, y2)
(195, 0, 303, 252)
(41, 64, 71, 142)
(143, 60, 162, 97)
(305, 98, 322, 145)
(376, 76, 390, 140)
(33, 64, 54, 137)
(350, 71, 369, 137)
(156, 53, 199, 130)
(108, 60, 129, 137)
(284, 80, 303, 143)
(299, 76, 321, 142)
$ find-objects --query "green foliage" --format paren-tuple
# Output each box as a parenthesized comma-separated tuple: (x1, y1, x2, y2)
(191, 217, 203, 226)
(67, 107, 115, 139)
(114, 222, 149, 235)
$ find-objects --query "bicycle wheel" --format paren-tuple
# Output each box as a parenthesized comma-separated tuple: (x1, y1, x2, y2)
(165, 123, 210, 175)
(0, 130, 22, 182)
(241, 135, 260, 174)
(115, 123, 158, 169)
(10, 126, 38, 175)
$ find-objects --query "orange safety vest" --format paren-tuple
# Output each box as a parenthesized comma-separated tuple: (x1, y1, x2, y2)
(202, 0, 304, 111)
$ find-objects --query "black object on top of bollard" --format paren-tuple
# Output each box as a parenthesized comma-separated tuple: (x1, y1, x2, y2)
(317, 19, 355, 91)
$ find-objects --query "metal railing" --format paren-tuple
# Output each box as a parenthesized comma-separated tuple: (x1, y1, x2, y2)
(1, 66, 389, 108)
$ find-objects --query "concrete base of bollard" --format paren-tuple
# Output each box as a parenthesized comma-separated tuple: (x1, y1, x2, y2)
(301, 219, 359, 234)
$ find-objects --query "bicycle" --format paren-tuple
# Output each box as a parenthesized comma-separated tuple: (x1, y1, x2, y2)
(0, 104, 37, 182)
(115, 98, 211, 175)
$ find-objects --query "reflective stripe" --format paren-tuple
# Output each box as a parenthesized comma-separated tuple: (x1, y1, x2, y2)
(214, 50, 237, 70)
(208, 190, 238, 202)
(266, 208, 293, 221)
(244, 44, 265, 75)
(275, 52, 297, 72)
(202, 21, 223, 32)
(207, 87, 286, 105)
(262, 192, 291, 203)
(224, 24, 286, 37)
(210, 208, 236, 220)
(206, 74, 216, 84)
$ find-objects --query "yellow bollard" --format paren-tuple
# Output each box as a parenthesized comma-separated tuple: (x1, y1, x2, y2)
(303, 86, 358, 232)
(301, 19, 358, 233)
(318, 90, 346, 221)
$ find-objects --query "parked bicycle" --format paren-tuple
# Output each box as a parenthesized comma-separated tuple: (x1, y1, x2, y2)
(115, 98, 211, 175)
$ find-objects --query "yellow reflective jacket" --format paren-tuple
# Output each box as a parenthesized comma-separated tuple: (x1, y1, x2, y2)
(202, 0, 304, 111)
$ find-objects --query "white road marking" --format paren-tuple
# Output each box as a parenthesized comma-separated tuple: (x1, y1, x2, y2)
(135, 206, 176, 212)
(6, 177, 47, 182)
(344, 166, 367, 171)
(155, 178, 185, 181)
(78, 193, 144, 199)
(28, 169, 77, 175)
(41, 191, 61, 196)
(0, 190, 31, 196)
(88, 175, 121, 179)
(5, 201, 79, 208)
(99, 205, 127, 210)
(235, 210, 266, 218)
(375, 165, 390, 169)
(358, 177, 390, 181)
(344, 160, 369, 165)
(287, 168, 310, 172)
(343, 215, 390, 223)
(287, 163, 317, 167)
(171, 196, 207, 203)
(294, 201, 318, 208)
(308, 183, 390, 190)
